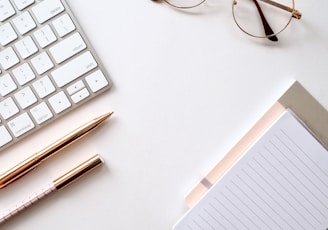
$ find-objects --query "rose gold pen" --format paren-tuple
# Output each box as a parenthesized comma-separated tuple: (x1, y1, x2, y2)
(0, 154, 104, 224)
(0, 112, 113, 189)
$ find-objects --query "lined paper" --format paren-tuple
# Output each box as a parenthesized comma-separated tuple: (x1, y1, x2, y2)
(174, 111, 328, 230)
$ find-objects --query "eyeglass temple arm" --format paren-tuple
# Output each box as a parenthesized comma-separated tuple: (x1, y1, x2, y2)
(259, 0, 302, 19)
(252, 0, 278, 41)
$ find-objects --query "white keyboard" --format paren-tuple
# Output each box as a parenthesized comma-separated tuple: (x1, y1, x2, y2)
(0, 0, 112, 151)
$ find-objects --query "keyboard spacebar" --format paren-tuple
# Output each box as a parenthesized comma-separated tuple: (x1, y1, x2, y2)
(51, 51, 98, 87)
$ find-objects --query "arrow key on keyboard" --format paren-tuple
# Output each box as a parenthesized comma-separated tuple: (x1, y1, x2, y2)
(86, 70, 109, 93)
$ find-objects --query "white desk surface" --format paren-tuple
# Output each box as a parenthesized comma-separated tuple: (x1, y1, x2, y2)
(1, 0, 328, 229)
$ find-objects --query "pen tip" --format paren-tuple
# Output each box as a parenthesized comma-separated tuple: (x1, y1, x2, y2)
(105, 112, 114, 119)
(97, 112, 113, 123)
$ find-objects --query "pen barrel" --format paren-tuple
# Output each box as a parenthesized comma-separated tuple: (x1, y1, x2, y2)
(54, 154, 103, 190)
(0, 184, 56, 224)
(36, 119, 102, 161)
(0, 155, 42, 189)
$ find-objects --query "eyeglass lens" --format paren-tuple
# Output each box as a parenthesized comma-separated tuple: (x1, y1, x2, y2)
(232, 0, 294, 39)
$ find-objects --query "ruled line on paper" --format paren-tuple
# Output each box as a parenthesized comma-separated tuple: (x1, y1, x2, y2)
(225, 185, 272, 230)
(230, 180, 283, 230)
(278, 131, 328, 189)
(203, 208, 226, 229)
(270, 136, 328, 212)
(252, 154, 316, 228)
(281, 129, 328, 179)
(199, 213, 215, 230)
(208, 202, 238, 229)
(272, 134, 328, 201)
(241, 166, 308, 230)
(258, 149, 323, 226)
(237, 174, 295, 229)
(220, 191, 261, 230)
(192, 218, 204, 230)
(265, 143, 328, 217)
(214, 196, 251, 230)
(249, 158, 321, 225)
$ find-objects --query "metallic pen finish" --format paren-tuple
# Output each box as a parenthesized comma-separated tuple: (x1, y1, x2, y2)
(54, 154, 103, 190)
(0, 154, 104, 224)
(0, 113, 112, 189)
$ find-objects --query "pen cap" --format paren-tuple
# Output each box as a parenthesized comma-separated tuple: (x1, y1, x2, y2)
(53, 154, 103, 190)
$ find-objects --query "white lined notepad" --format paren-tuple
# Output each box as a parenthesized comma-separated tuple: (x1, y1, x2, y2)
(174, 110, 328, 230)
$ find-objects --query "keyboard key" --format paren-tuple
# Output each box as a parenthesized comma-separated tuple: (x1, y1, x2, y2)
(0, 97, 19, 119)
(31, 51, 54, 74)
(30, 102, 53, 124)
(0, 47, 19, 70)
(71, 88, 89, 103)
(12, 11, 36, 35)
(32, 75, 55, 98)
(49, 32, 86, 64)
(0, 73, 17, 96)
(14, 86, 37, 109)
(13, 0, 35, 10)
(0, 0, 15, 22)
(0, 22, 18, 46)
(12, 62, 36, 85)
(86, 70, 109, 93)
(67, 80, 85, 95)
(15, 36, 38, 59)
(48, 91, 71, 114)
(31, 0, 64, 24)
(33, 25, 57, 48)
(0, 126, 12, 147)
(51, 51, 98, 87)
(52, 13, 75, 37)
(7, 112, 35, 137)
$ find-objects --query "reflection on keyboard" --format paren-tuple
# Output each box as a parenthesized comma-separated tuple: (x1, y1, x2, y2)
(0, 0, 112, 151)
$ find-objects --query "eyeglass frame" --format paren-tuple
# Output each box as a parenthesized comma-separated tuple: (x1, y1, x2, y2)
(152, 0, 302, 42)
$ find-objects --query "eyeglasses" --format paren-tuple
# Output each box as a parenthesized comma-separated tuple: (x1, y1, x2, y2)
(152, 0, 302, 42)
